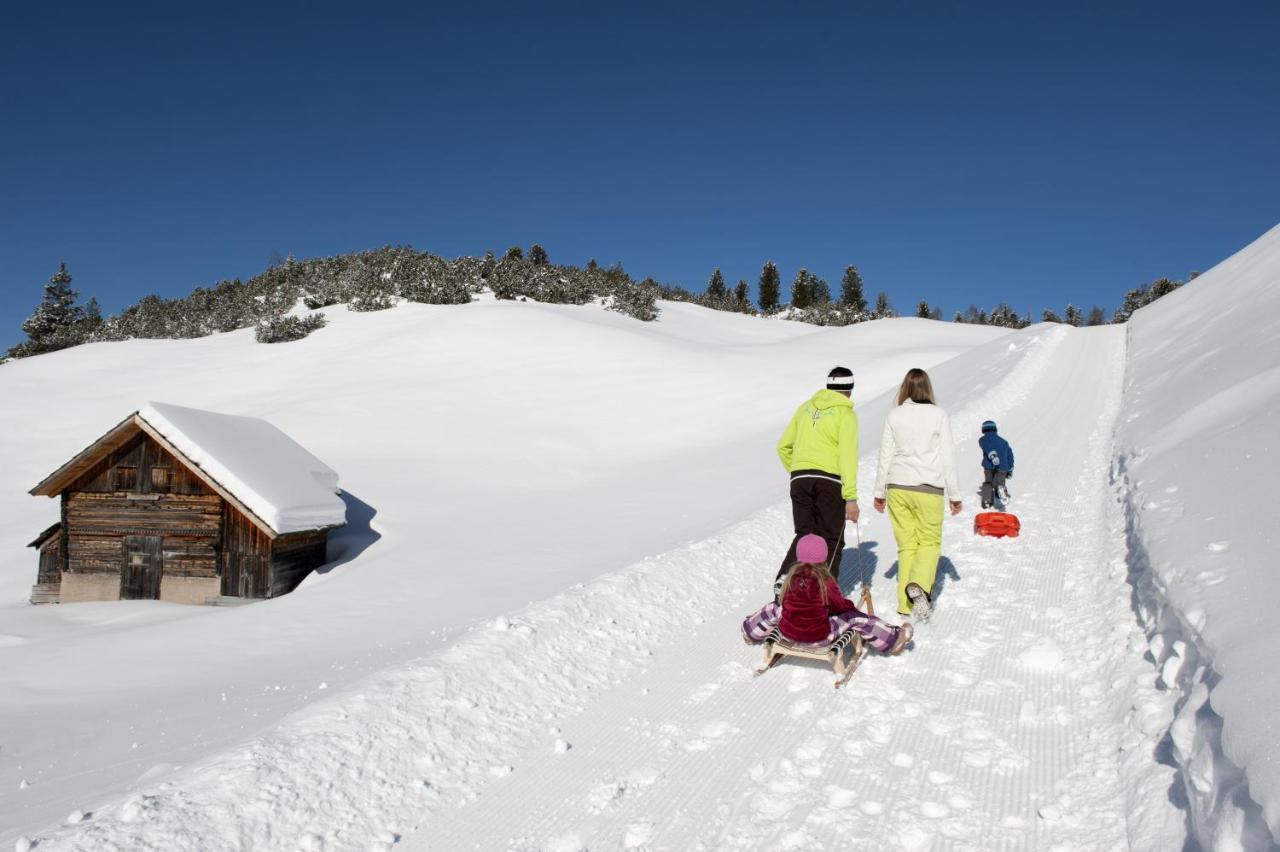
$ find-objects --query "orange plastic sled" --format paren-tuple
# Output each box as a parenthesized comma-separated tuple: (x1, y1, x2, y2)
(975, 511, 1020, 538)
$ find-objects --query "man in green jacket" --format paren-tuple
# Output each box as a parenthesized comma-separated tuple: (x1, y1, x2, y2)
(775, 366, 860, 580)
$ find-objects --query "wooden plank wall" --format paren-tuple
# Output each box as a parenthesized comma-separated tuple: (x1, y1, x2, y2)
(37, 536, 62, 585)
(60, 432, 224, 583)
(70, 432, 211, 496)
(270, 530, 328, 597)
(221, 504, 270, 598)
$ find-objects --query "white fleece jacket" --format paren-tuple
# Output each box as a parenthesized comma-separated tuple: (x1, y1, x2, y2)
(874, 399, 962, 500)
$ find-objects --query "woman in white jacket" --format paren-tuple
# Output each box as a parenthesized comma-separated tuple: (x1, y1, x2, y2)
(873, 368, 962, 619)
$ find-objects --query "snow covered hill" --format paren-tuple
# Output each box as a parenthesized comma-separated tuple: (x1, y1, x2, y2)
(4, 222, 1280, 851)
(0, 299, 1002, 843)
(1117, 222, 1280, 849)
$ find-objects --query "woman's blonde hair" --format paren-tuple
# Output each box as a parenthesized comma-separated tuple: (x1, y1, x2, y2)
(896, 368, 936, 405)
(780, 561, 834, 605)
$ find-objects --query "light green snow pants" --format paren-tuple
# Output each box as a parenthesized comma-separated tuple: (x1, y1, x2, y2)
(888, 487, 944, 614)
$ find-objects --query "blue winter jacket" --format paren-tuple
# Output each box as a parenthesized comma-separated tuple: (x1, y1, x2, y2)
(979, 432, 1014, 472)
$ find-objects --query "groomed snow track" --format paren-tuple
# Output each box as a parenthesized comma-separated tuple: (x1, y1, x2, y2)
(24, 326, 1193, 852)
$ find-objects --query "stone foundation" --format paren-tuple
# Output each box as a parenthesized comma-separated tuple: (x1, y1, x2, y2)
(59, 572, 121, 603)
(159, 575, 220, 605)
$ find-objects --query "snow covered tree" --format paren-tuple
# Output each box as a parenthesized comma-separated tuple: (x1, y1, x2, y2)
(255, 313, 327, 343)
(840, 265, 867, 312)
(988, 303, 1017, 327)
(1064, 304, 1083, 327)
(1086, 305, 1106, 326)
(757, 262, 781, 313)
(9, 262, 97, 357)
(873, 291, 894, 318)
(21, 262, 83, 341)
(789, 269, 813, 310)
(915, 300, 930, 318)
(503, 245, 523, 261)
(528, 244, 549, 266)
(953, 311, 964, 322)
(1042, 308, 1062, 323)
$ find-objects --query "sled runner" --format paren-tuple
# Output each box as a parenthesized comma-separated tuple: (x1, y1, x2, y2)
(975, 511, 1020, 538)
(754, 627, 867, 689)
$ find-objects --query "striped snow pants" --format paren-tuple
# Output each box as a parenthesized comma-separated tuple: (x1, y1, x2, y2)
(741, 601, 903, 653)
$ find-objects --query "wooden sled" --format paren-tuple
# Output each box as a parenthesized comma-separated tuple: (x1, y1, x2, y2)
(753, 588, 872, 689)
(754, 628, 867, 689)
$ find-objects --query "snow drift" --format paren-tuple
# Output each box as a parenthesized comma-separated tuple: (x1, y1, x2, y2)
(1117, 222, 1280, 847)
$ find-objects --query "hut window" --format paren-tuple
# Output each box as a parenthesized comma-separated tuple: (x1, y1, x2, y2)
(114, 466, 138, 491)
(151, 466, 171, 490)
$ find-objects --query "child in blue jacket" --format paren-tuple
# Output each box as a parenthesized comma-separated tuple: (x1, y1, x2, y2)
(979, 420, 1014, 509)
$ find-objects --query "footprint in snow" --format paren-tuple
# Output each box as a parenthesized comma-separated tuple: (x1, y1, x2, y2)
(689, 681, 722, 703)
(623, 820, 654, 849)
(789, 699, 814, 718)
(920, 801, 950, 819)
(825, 787, 859, 810)
(588, 780, 628, 812)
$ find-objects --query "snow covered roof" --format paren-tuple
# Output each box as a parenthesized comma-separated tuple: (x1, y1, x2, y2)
(139, 402, 345, 535)
(31, 402, 346, 537)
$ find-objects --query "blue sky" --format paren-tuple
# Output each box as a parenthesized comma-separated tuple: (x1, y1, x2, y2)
(3, 1, 1278, 344)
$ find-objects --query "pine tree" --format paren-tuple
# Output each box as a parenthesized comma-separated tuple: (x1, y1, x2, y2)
(758, 262, 781, 313)
(1064, 304, 1083, 327)
(916, 300, 931, 318)
(21, 263, 83, 343)
(810, 273, 831, 304)
(1042, 308, 1062, 323)
(873, 291, 892, 318)
(503, 245, 523, 261)
(953, 311, 964, 322)
(735, 280, 750, 311)
(840, 265, 868, 312)
(1086, 305, 1106, 326)
(790, 269, 813, 310)
(81, 297, 104, 338)
(706, 268, 727, 300)
(528, 244, 549, 266)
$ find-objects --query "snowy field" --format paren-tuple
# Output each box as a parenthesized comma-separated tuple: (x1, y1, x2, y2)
(3, 224, 1279, 851)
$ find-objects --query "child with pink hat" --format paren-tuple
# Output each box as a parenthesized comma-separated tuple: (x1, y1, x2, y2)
(743, 534, 911, 653)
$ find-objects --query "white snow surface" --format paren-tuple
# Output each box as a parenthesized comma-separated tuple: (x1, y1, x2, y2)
(138, 401, 346, 534)
(4, 238, 1280, 851)
(0, 299, 1004, 844)
(1117, 222, 1280, 847)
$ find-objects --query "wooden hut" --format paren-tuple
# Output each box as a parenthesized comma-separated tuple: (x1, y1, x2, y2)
(28, 402, 347, 605)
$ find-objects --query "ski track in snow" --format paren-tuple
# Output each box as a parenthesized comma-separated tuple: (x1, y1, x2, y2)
(23, 326, 1187, 851)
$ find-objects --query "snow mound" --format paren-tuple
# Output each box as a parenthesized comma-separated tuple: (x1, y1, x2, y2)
(140, 401, 345, 534)
(1118, 222, 1280, 846)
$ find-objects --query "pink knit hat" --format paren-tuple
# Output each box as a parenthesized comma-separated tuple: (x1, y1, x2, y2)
(795, 534, 828, 564)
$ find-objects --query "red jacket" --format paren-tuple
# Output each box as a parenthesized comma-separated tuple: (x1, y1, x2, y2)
(779, 568, 857, 643)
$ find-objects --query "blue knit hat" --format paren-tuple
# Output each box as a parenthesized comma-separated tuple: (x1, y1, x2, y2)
(981, 420, 997, 432)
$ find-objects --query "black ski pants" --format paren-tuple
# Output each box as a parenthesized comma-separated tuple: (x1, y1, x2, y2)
(777, 472, 846, 581)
